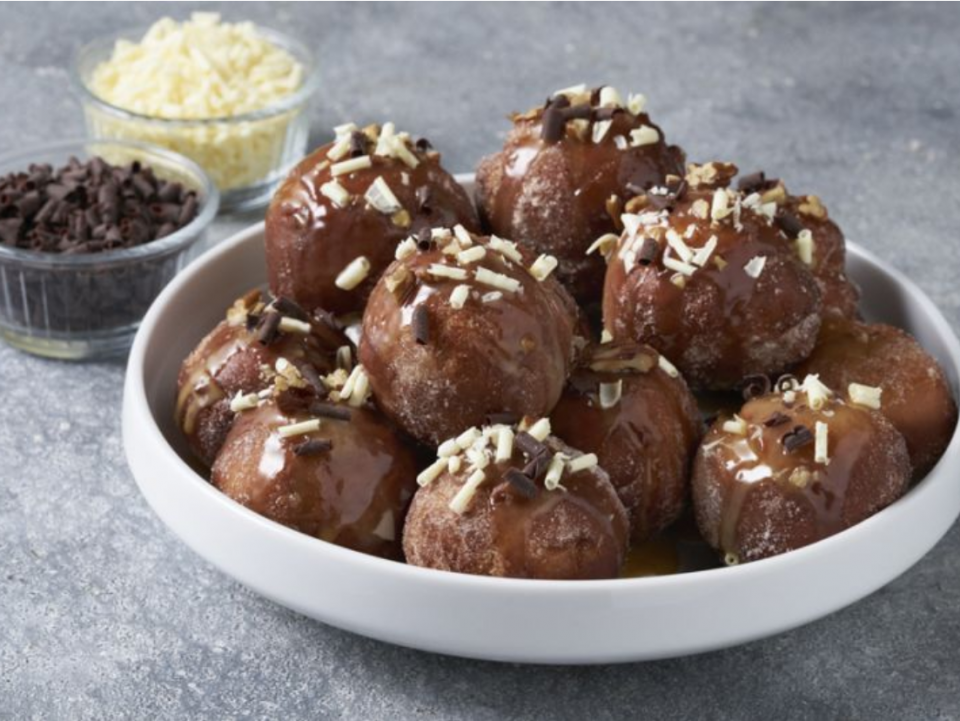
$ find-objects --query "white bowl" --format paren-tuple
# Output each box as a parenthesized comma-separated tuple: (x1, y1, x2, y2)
(123, 185, 960, 664)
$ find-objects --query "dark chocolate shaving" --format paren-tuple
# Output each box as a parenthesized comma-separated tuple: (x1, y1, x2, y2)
(308, 401, 352, 421)
(299, 364, 327, 396)
(349, 131, 368, 158)
(486, 412, 521, 426)
(561, 103, 592, 121)
(293, 438, 333, 456)
(272, 296, 309, 321)
(739, 374, 771, 401)
(521, 452, 550, 481)
(504, 468, 538, 499)
(737, 171, 767, 194)
(540, 104, 567, 143)
(637, 237, 660, 266)
(776, 212, 804, 239)
(763, 412, 791, 428)
(415, 226, 433, 251)
(256, 311, 282, 345)
(414, 137, 433, 153)
(781, 425, 814, 452)
(412, 304, 430, 345)
(515, 431, 547, 460)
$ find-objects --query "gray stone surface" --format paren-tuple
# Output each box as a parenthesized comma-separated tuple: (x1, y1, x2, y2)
(1, 2, 959, 719)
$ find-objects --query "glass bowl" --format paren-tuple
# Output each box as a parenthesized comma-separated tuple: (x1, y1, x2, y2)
(72, 25, 319, 212)
(0, 138, 219, 360)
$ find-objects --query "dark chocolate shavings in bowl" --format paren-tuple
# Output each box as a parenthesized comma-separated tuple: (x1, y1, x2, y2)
(0, 155, 199, 254)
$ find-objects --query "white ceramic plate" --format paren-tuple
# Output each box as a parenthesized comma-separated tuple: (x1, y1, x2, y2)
(123, 180, 960, 664)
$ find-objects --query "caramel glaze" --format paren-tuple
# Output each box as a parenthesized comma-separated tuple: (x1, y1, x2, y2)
(266, 140, 479, 315)
(476, 106, 685, 304)
(359, 232, 580, 445)
(212, 402, 419, 560)
(775, 186, 860, 319)
(797, 318, 959, 478)
(692, 392, 911, 564)
(176, 291, 345, 467)
(402, 437, 629, 579)
(550, 342, 703, 543)
(603, 187, 823, 391)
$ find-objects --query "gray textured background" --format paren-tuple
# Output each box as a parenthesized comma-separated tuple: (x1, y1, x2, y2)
(2, 2, 959, 719)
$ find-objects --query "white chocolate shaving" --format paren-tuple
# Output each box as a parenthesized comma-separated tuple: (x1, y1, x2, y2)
(691, 235, 718, 267)
(448, 469, 487, 514)
(848, 382, 883, 410)
(278, 418, 321, 438)
(331, 155, 372, 177)
(320, 179, 351, 208)
(449, 284, 471, 309)
(475, 267, 521, 293)
(627, 93, 647, 115)
(528, 254, 559, 281)
(666, 229, 694, 263)
(743, 255, 767, 279)
(722, 415, 748, 436)
(427, 263, 469, 281)
(658, 355, 680, 378)
(815, 421, 830, 465)
(630, 125, 660, 147)
(599, 86, 623, 108)
(453, 224, 474, 248)
(586, 233, 619, 259)
(613, 135, 628, 150)
(795, 229, 815, 266)
(543, 455, 567, 491)
(417, 457, 449, 487)
(800, 374, 832, 411)
(711, 188, 732, 221)
(526, 418, 551, 442)
(488, 236, 523, 264)
(335, 256, 371, 290)
(567, 453, 599, 474)
(600, 329, 613, 344)
(663, 256, 698, 277)
(592, 119, 612, 144)
(457, 246, 487, 265)
(495, 428, 515, 462)
(395, 237, 417, 261)
(481, 291, 503, 304)
(364, 176, 402, 214)
(229, 392, 259, 413)
(278, 317, 311, 335)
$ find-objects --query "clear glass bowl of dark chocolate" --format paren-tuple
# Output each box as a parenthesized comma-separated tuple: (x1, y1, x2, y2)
(0, 138, 219, 359)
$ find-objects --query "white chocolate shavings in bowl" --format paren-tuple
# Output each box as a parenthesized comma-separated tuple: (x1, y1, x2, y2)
(84, 13, 310, 191)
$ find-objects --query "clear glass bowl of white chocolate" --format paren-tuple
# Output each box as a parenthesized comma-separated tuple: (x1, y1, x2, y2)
(72, 13, 319, 212)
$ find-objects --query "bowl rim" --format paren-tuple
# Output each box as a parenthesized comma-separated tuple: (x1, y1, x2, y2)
(125, 218, 960, 593)
(0, 137, 220, 269)
(71, 23, 321, 126)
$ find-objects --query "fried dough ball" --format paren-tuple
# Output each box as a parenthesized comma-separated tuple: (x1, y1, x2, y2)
(403, 420, 629, 579)
(550, 342, 702, 542)
(797, 318, 958, 478)
(737, 171, 859, 319)
(359, 227, 580, 445)
(176, 291, 347, 467)
(476, 85, 685, 303)
(266, 122, 479, 315)
(692, 375, 911, 564)
(211, 397, 418, 560)
(602, 162, 822, 390)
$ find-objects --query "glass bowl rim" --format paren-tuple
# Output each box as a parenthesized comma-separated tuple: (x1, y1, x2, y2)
(71, 23, 321, 126)
(0, 137, 220, 269)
